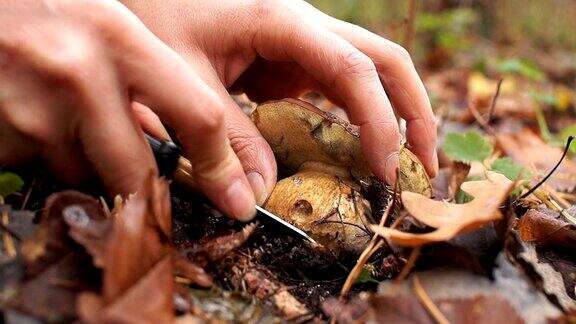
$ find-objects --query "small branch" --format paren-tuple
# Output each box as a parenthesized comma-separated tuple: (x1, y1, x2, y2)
(20, 179, 35, 211)
(394, 247, 420, 284)
(339, 172, 399, 297)
(413, 275, 450, 324)
(319, 220, 371, 236)
(487, 78, 503, 123)
(467, 103, 496, 136)
(403, 0, 418, 54)
(520, 136, 574, 200)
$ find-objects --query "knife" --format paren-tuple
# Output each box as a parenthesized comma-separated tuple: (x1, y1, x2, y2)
(145, 134, 318, 244)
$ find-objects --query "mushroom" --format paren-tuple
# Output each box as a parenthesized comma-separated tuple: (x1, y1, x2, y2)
(251, 99, 432, 255)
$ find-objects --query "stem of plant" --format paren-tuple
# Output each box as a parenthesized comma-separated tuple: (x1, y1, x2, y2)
(403, 0, 417, 54)
(519, 135, 574, 200)
(487, 78, 503, 123)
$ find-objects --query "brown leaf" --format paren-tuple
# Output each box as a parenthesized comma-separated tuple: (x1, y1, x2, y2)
(78, 175, 174, 324)
(517, 209, 576, 251)
(200, 222, 258, 262)
(323, 294, 523, 324)
(174, 255, 213, 288)
(371, 171, 514, 246)
(430, 163, 471, 201)
(64, 200, 112, 268)
(78, 256, 173, 324)
(15, 191, 103, 321)
(513, 238, 576, 311)
(497, 128, 576, 192)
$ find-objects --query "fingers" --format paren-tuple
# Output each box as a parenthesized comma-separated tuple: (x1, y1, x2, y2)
(33, 28, 157, 196)
(114, 26, 256, 220)
(326, 20, 438, 177)
(253, 10, 400, 183)
(185, 54, 277, 205)
(132, 102, 170, 140)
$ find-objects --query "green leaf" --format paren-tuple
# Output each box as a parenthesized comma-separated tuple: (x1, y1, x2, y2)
(443, 131, 493, 163)
(490, 157, 531, 180)
(559, 125, 576, 154)
(455, 175, 483, 204)
(495, 58, 545, 81)
(354, 266, 378, 284)
(0, 172, 24, 197)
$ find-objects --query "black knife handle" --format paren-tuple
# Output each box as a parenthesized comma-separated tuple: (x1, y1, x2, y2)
(144, 134, 181, 177)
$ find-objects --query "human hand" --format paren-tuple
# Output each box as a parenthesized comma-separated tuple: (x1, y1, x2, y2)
(0, 0, 257, 220)
(122, 0, 438, 199)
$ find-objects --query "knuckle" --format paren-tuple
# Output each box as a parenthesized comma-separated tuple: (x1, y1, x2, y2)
(40, 31, 100, 80)
(194, 103, 225, 135)
(389, 43, 412, 63)
(228, 129, 268, 162)
(194, 148, 238, 183)
(337, 47, 377, 81)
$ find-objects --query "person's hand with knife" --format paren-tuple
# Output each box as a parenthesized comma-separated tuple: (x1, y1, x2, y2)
(0, 0, 437, 221)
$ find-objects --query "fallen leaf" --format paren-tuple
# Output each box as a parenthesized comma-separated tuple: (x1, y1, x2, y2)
(371, 171, 514, 246)
(511, 236, 576, 311)
(497, 128, 576, 192)
(77, 175, 174, 324)
(443, 131, 493, 163)
(376, 256, 561, 322)
(324, 292, 524, 324)
(491, 157, 531, 181)
(449, 162, 472, 199)
(200, 222, 258, 262)
(517, 209, 576, 251)
(15, 191, 103, 321)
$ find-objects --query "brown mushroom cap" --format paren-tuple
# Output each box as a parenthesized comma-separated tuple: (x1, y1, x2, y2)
(251, 99, 432, 196)
(264, 170, 371, 254)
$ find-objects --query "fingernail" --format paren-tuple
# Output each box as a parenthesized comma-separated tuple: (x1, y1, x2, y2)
(224, 179, 256, 222)
(384, 151, 399, 185)
(247, 172, 267, 205)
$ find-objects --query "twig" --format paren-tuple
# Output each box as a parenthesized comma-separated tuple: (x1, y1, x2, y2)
(532, 188, 576, 225)
(413, 275, 450, 324)
(519, 136, 574, 200)
(403, 0, 418, 54)
(339, 173, 399, 297)
(319, 220, 372, 236)
(394, 247, 420, 284)
(0, 197, 16, 256)
(339, 201, 394, 297)
(487, 78, 503, 123)
(467, 103, 496, 136)
(20, 179, 35, 210)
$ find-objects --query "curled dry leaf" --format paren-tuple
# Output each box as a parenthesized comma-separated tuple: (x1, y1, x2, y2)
(371, 171, 514, 247)
(16, 191, 104, 321)
(252, 99, 432, 254)
(512, 237, 576, 311)
(77, 175, 174, 324)
(517, 209, 576, 251)
(200, 222, 258, 262)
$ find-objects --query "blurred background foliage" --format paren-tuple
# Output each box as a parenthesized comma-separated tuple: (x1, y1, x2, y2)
(308, 0, 576, 64)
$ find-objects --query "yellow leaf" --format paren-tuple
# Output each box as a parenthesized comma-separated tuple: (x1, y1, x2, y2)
(371, 171, 514, 247)
(554, 85, 573, 112)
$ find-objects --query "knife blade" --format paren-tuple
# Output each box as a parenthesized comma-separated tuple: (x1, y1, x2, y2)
(145, 134, 318, 244)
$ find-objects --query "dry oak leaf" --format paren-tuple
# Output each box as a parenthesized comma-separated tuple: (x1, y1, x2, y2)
(77, 175, 174, 324)
(517, 209, 576, 251)
(371, 171, 514, 247)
